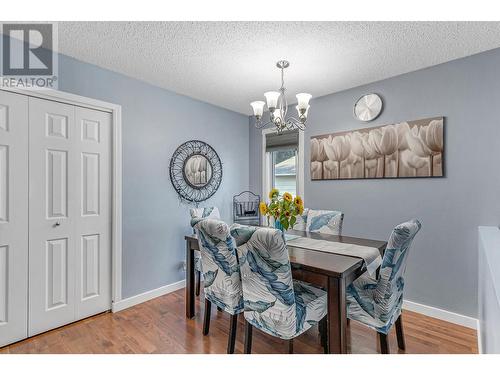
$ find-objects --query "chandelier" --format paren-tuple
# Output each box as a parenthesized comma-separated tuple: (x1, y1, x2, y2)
(250, 60, 312, 132)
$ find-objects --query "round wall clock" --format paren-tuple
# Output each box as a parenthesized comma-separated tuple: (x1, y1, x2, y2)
(353, 93, 383, 122)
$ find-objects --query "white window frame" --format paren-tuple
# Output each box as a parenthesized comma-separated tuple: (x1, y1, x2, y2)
(261, 127, 304, 216)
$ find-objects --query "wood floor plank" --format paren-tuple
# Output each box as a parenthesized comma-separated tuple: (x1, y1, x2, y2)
(0, 288, 478, 354)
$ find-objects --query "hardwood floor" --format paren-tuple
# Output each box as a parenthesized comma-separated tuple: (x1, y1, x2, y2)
(0, 288, 478, 354)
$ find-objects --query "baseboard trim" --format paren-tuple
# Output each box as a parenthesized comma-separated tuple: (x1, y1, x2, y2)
(403, 299, 478, 329)
(112, 279, 186, 312)
(476, 320, 483, 354)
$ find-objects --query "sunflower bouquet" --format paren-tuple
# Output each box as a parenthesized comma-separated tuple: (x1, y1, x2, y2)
(259, 188, 304, 231)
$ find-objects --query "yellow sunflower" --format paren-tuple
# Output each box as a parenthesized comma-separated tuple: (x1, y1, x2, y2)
(297, 204, 304, 215)
(259, 202, 268, 215)
(283, 192, 292, 202)
(269, 188, 279, 199)
(294, 196, 303, 206)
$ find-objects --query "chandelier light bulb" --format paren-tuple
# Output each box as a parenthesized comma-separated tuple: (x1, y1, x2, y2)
(296, 104, 310, 119)
(296, 93, 312, 110)
(264, 91, 280, 109)
(250, 101, 265, 118)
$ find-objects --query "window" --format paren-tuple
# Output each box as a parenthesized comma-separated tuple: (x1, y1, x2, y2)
(272, 149, 297, 196)
(262, 129, 303, 203)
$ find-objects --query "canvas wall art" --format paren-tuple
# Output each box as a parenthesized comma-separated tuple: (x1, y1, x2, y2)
(310, 117, 444, 180)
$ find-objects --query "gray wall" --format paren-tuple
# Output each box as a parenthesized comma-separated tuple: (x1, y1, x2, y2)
(249, 48, 500, 318)
(58, 55, 249, 299)
(478, 227, 500, 353)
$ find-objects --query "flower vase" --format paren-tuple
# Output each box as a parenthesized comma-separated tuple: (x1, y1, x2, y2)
(274, 220, 284, 232)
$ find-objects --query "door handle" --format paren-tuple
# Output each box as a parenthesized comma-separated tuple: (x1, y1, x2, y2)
(54, 222, 61, 227)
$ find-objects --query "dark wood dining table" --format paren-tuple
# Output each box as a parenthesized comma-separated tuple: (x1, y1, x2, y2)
(184, 229, 387, 354)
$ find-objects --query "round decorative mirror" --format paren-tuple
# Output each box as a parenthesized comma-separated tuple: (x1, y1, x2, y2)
(184, 155, 213, 188)
(169, 140, 222, 203)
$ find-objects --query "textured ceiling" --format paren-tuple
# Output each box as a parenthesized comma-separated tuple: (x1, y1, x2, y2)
(57, 22, 500, 114)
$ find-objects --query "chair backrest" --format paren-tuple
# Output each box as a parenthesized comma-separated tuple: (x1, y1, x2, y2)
(306, 209, 344, 235)
(374, 219, 421, 321)
(292, 208, 309, 231)
(230, 224, 299, 339)
(191, 218, 243, 314)
(190, 206, 221, 219)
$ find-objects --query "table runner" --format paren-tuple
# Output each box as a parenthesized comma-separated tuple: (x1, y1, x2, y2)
(284, 234, 382, 276)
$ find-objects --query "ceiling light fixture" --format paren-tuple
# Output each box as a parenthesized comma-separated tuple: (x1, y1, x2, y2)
(250, 60, 311, 132)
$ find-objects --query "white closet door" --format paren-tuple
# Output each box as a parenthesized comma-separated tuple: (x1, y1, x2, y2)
(29, 98, 77, 336)
(28, 98, 112, 336)
(74, 107, 111, 320)
(0, 91, 28, 347)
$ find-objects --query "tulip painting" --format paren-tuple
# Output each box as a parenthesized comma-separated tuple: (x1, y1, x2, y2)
(310, 117, 444, 180)
(310, 137, 327, 179)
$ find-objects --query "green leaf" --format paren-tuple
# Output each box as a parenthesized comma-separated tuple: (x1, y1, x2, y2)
(281, 217, 289, 230)
(289, 215, 296, 228)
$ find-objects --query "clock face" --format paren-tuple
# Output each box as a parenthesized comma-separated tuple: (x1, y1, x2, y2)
(354, 93, 383, 122)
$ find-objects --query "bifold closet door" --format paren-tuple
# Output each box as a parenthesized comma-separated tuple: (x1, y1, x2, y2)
(29, 98, 77, 336)
(29, 97, 111, 336)
(74, 106, 111, 321)
(0, 91, 29, 347)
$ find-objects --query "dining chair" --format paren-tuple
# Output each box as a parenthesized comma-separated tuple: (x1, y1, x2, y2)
(230, 224, 328, 354)
(291, 208, 309, 231)
(346, 219, 422, 354)
(190, 206, 221, 296)
(191, 217, 244, 354)
(305, 209, 344, 235)
(190, 206, 221, 220)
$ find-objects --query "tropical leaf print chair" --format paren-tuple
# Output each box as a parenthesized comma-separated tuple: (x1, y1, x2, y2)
(305, 209, 344, 235)
(346, 219, 421, 354)
(190, 207, 221, 296)
(291, 208, 309, 231)
(230, 224, 328, 354)
(191, 217, 244, 354)
(190, 206, 221, 220)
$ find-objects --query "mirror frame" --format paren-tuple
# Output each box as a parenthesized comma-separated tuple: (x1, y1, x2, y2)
(169, 140, 223, 203)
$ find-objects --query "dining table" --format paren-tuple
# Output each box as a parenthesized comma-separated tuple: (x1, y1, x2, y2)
(184, 228, 387, 354)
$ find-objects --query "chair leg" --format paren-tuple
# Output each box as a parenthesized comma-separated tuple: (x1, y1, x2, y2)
(319, 316, 328, 353)
(395, 315, 406, 351)
(378, 332, 389, 354)
(203, 299, 211, 336)
(227, 314, 238, 354)
(244, 321, 253, 354)
(319, 318, 325, 346)
(195, 271, 201, 296)
(288, 339, 294, 354)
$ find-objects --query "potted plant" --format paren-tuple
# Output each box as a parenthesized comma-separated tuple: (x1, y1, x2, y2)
(259, 188, 304, 231)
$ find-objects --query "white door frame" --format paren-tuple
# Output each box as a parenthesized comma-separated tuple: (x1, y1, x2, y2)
(0, 87, 123, 306)
(261, 127, 305, 202)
